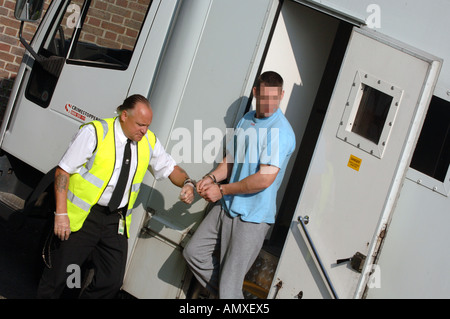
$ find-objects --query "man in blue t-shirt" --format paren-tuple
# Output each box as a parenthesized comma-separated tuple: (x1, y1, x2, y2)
(183, 71, 295, 298)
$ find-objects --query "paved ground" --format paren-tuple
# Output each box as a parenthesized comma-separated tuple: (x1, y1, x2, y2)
(0, 201, 49, 299)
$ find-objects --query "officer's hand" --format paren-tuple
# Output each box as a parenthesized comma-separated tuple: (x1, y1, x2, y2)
(179, 184, 195, 204)
(54, 214, 71, 241)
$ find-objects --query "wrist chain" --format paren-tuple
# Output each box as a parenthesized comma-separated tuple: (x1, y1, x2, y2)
(202, 173, 224, 199)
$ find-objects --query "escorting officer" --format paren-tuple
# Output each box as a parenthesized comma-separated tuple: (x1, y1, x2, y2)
(37, 94, 195, 298)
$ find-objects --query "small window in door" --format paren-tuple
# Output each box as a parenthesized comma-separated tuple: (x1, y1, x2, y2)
(352, 85, 393, 144)
(337, 71, 403, 158)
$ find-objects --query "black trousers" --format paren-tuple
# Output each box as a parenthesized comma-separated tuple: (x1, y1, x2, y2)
(37, 204, 128, 299)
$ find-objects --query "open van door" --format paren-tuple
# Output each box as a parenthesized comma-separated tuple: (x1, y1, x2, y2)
(269, 27, 442, 299)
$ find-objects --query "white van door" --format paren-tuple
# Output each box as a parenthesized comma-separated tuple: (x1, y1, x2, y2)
(269, 27, 441, 299)
(0, 0, 179, 173)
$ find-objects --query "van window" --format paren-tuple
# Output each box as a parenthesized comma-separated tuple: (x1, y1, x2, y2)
(25, 0, 153, 107)
(336, 71, 403, 159)
(351, 84, 393, 144)
(67, 0, 152, 68)
(410, 96, 450, 183)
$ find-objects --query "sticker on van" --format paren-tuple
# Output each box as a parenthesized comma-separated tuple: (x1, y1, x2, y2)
(63, 103, 101, 123)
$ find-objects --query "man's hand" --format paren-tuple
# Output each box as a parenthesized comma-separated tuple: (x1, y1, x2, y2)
(196, 175, 215, 194)
(197, 164, 279, 203)
(197, 182, 223, 203)
(54, 214, 71, 241)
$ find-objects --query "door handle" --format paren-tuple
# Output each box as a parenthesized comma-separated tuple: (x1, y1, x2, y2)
(336, 252, 366, 273)
(297, 216, 338, 299)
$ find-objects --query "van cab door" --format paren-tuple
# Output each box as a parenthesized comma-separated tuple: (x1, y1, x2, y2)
(269, 27, 441, 299)
(1, 0, 180, 173)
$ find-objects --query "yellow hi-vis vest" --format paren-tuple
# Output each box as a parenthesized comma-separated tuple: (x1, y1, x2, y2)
(67, 118, 156, 237)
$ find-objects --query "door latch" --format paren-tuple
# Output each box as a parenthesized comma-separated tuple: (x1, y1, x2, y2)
(336, 252, 366, 273)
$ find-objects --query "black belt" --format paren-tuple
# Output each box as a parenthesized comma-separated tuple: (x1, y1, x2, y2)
(92, 204, 127, 215)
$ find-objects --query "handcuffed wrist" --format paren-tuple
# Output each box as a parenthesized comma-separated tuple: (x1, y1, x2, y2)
(183, 178, 196, 188)
(203, 173, 217, 183)
(218, 184, 224, 198)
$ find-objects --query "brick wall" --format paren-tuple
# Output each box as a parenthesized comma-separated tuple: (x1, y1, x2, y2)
(0, 0, 52, 126)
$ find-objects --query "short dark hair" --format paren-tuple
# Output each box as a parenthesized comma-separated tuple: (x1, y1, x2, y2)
(255, 71, 284, 89)
(117, 94, 150, 113)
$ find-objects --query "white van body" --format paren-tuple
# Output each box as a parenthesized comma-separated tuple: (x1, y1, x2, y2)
(1, 0, 448, 298)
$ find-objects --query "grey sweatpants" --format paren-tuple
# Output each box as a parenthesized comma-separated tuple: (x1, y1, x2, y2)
(183, 203, 270, 299)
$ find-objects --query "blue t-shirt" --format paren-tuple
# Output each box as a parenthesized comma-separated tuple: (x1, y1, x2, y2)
(222, 108, 296, 224)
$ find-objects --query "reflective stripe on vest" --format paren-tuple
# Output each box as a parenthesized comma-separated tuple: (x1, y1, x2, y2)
(67, 118, 156, 237)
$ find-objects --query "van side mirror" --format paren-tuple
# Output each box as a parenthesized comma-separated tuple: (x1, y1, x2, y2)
(14, 0, 44, 22)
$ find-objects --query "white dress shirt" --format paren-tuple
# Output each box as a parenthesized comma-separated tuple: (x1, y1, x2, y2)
(59, 118, 176, 208)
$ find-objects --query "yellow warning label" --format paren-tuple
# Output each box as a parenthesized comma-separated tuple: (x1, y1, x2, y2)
(348, 155, 362, 171)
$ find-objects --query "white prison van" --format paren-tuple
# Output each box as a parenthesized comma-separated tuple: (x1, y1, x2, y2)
(0, 0, 448, 299)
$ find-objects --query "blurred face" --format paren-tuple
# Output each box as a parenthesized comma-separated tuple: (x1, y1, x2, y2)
(120, 101, 153, 142)
(253, 84, 284, 118)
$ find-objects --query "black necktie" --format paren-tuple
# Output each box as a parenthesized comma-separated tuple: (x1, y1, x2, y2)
(108, 139, 131, 212)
